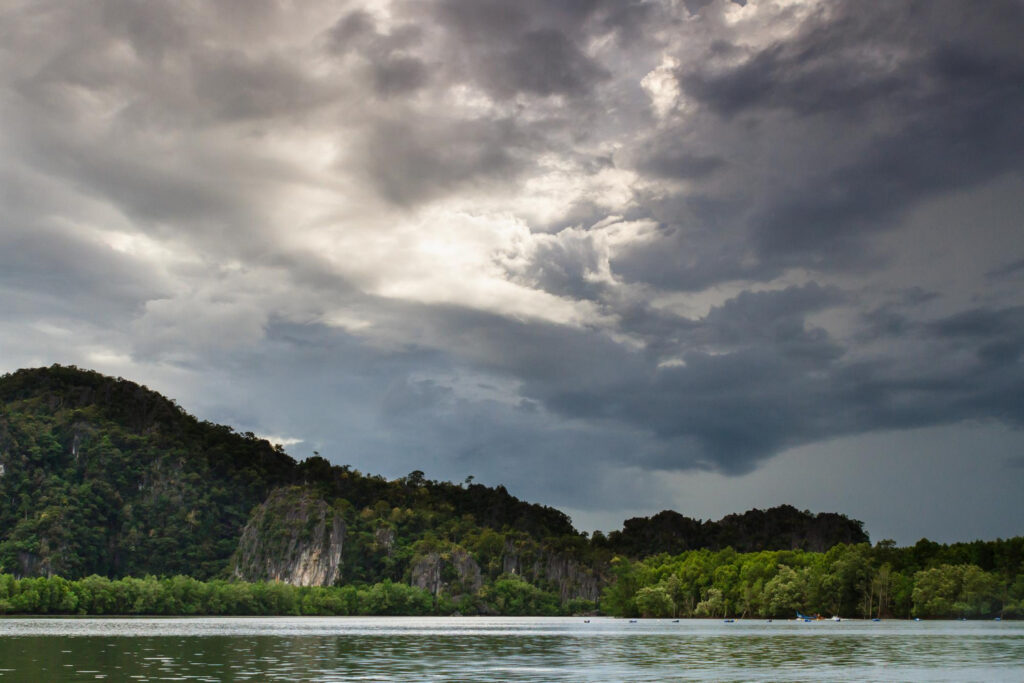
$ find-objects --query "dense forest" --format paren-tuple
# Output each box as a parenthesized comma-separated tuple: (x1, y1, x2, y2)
(0, 365, 1020, 618)
(602, 538, 1024, 619)
(0, 573, 573, 617)
(2, 538, 1021, 618)
(598, 506, 867, 556)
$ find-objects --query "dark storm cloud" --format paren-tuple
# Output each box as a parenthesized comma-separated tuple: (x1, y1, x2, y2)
(752, 95, 1024, 259)
(190, 49, 333, 121)
(610, 218, 782, 292)
(496, 28, 608, 98)
(361, 116, 535, 206)
(402, 288, 826, 473)
(327, 10, 429, 97)
(0, 225, 164, 323)
(616, 0, 1024, 290)
(929, 306, 1024, 340)
(2, 0, 1023, 535)
(399, 278, 1022, 475)
(987, 258, 1024, 281)
(679, 1, 1024, 118)
(511, 232, 610, 301)
(927, 306, 1024, 374)
(637, 148, 724, 181)
(429, 0, 615, 99)
(99, 0, 189, 62)
(321, 2, 626, 206)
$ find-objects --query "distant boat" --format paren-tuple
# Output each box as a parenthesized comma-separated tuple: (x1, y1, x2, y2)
(831, 616, 841, 622)
(872, 618, 881, 622)
(723, 619, 735, 623)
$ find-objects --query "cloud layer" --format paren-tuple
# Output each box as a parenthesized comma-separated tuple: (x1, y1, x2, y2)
(2, 0, 1022, 541)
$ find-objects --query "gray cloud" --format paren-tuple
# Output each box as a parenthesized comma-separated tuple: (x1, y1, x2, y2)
(327, 10, 429, 97)
(361, 116, 534, 206)
(987, 258, 1024, 280)
(2, 0, 1023, 540)
(612, 0, 1024, 290)
(191, 49, 333, 121)
(429, 0, 615, 99)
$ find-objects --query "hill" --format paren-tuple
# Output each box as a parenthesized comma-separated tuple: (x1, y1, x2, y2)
(0, 365, 884, 613)
(599, 506, 868, 556)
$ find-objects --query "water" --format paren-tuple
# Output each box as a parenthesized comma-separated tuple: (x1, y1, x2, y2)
(0, 617, 1020, 681)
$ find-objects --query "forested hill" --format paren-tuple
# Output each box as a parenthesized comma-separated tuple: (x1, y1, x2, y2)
(0, 365, 575, 582)
(0, 365, 872, 607)
(600, 506, 868, 556)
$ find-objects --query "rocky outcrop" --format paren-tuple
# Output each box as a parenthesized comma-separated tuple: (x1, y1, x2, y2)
(410, 547, 482, 596)
(374, 526, 395, 556)
(501, 542, 602, 602)
(410, 552, 443, 595)
(232, 486, 345, 586)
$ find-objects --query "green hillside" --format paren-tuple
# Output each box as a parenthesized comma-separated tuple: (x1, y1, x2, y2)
(1, 364, 1017, 618)
(0, 365, 597, 608)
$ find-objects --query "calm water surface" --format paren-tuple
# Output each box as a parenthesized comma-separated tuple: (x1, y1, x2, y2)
(0, 617, 1021, 682)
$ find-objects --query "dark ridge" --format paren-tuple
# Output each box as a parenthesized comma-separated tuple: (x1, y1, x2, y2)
(600, 504, 869, 556)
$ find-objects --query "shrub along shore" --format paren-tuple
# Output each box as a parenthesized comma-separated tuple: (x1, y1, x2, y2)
(1, 538, 1021, 618)
(602, 541, 1023, 619)
(0, 572, 586, 617)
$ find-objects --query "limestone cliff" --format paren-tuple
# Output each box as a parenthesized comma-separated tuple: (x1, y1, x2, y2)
(231, 486, 345, 586)
(410, 547, 483, 597)
(410, 540, 600, 603)
(501, 542, 602, 602)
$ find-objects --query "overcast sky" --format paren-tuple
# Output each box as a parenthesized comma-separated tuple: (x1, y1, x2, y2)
(2, 0, 1022, 544)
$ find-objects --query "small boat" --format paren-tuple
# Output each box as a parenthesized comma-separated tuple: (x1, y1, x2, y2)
(871, 618, 881, 622)
(723, 619, 734, 623)
(831, 616, 841, 622)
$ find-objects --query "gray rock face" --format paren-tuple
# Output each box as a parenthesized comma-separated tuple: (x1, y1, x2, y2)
(374, 527, 395, 556)
(501, 542, 601, 601)
(232, 486, 345, 586)
(450, 548, 482, 593)
(410, 547, 483, 596)
(410, 552, 443, 595)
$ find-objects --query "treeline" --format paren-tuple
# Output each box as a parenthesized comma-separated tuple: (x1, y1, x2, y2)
(597, 506, 867, 555)
(0, 572, 588, 617)
(603, 538, 1024, 619)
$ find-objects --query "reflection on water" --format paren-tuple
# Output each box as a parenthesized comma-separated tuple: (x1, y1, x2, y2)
(0, 617, 1021, 682)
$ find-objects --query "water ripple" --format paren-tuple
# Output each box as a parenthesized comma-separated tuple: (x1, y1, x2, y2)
(0, 617, 1020, 682)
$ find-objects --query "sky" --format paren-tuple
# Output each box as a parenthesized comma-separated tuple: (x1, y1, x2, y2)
(1, 0, 1022, 545)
